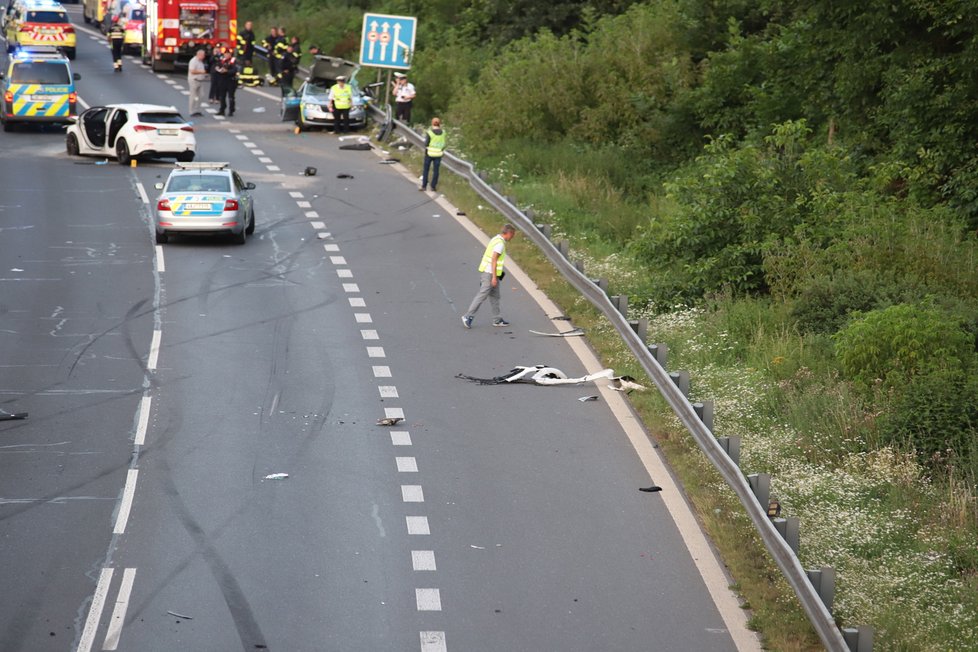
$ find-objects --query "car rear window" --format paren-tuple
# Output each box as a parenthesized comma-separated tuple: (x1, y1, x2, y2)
(25, 10, 67, 22)
(138, 112, 185, 124)
(129, 9, 144, 20)
(10, 61, 70, 84)
(167, 175, 231, 193)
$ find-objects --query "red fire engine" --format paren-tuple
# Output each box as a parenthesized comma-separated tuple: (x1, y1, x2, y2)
(142, 0, 235, 71)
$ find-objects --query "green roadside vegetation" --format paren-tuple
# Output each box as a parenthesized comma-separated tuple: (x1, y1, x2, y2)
(242, 1, 978, 649)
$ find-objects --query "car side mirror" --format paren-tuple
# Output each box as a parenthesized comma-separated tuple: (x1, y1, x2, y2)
(154, 182, 164, 190)
(244, 182, 256, 190)
(73, 73, 81, 80)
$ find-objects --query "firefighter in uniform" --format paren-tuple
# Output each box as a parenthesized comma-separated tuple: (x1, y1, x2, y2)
(261, 27, 280, 81)
(235, 20, 255, 65)
(237, 60, 262, 87)
(108, 16, 125, 71)
(276, 43, 296, 96)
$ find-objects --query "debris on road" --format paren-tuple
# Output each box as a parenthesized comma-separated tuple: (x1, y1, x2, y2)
(377, 417, 404, 426)
(608, 376, 648, 393)
(0, 412, 28, 421)
(551, 315, 571, 321)
(529, 327, 585, 337)
(456, 365, 614, 386)
(336, 173, 354, 179)
(578, 395, 599, 402)
(252, 106, 266, 113)
(263, 473, 289, 480)
(639, 485, 663, 493)
(166, 611, 193, 620)
(339, 143, 372, 151)
(379, 158, 400, 165)
(303, 166, 317, 176)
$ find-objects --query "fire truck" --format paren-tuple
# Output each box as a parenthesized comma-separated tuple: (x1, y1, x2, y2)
(142, 0, 235, 72)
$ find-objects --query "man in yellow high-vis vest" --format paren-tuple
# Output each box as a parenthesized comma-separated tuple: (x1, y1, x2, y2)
(462, 224, 517, 329)
(420, 116, 445, 191)
(328, 75, 354, 133)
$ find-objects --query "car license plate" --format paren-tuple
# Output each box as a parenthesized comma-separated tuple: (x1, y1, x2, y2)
(183, 202, 212, 210)
(27, 95, 49, 102)
(158, 129, 178, 136)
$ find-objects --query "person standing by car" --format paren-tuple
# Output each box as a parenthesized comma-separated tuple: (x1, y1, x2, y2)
(328, 75, 353, 133)
(108, 15, 125, 71)
(187, 49, 208, 116)
(276, 43, 296, 96)
(461, 224, 517, 329)
(208, 43, 227, 103)
(420, 117, 445, 191)
(392, 72, 415, 122)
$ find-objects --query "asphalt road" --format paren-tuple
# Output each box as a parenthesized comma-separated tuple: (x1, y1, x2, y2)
(0, 14, 753, 652)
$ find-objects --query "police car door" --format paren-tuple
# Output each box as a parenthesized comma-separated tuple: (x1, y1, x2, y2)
(78, 106, 109, 151)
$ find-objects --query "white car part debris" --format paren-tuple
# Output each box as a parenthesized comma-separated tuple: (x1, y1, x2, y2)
(529, 327, 585, 337)
(456, 365, 614, 386)
(263, 473, 289, 480)
(578, 395, 599, 402)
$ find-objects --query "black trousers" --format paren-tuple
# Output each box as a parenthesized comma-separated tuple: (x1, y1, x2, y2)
(422, 155, 442, 190)
(217, 77, 236, 115)
(395, 101, 412, 122)
(333, 107, 350, 132)
(111, 40, 123, 62)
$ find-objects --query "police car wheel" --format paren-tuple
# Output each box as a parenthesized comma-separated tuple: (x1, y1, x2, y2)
(245, 210, 255, 235)
(155, 231, 168, 244)
(116, 140, 131, 165)
(233, 228, 246, 245)
(66, 133, 80, 156)
(2, 120, 12, 133)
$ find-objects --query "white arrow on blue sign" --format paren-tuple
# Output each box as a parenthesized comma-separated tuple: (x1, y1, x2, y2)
(359, 13, 417, 70)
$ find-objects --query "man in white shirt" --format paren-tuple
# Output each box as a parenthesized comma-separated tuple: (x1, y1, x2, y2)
(392, 72, 416, 122)
(187, 49, 208, 116)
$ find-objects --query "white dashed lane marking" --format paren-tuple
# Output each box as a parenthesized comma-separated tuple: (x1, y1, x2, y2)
(421, 631, 448, 652)
(337, 269, 353, 278)
(416, 588, 442, 611)
(258, 156, 273, 163)
(289, 191, 303, 198)
(296, 200, 311, 208)
(102, 567, 137, 650)
(378, 385, 398, 398)
(396, 457, 418, 473)
(361, 330, 379, 340)
(342, 283, 360, 292)
(385, 407, 404, 419)
(391, 431, 412, 445)
(305, 211, 320, 218)
(406, 516, 430, 535)
(134, 395, 152, 446)
(402, 485, 424, 503)
(324, 244, 340, 251)
(112, 470, 138, 534)
(349, 297, 366, 307)
(412, 551, 436, 571)
(251, 149, 265, 155)
(366, 346, 385, 358)
(354, 312, 371, 323)
(267, 165, 280, 171)
(373, 365, 391, 377)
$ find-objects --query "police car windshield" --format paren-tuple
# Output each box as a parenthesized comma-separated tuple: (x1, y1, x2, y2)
(306, 81, 331, 98)
(138, 112, 185, 124)
(167, 175, 230, 193)
(26, 10, 67, 22)
(11, 61, 70, 84)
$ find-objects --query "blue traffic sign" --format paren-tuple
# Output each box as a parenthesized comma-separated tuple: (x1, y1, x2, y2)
(359, 13, 416, 69)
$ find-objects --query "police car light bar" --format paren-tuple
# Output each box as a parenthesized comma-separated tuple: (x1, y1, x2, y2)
(175, 162, 230, 170)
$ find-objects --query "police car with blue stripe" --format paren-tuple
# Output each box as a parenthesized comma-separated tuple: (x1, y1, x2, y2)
(0, 45, 79, 131)
(154, 162, 257, 245)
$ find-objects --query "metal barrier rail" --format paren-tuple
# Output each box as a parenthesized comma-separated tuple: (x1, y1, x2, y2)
(369, 106, 874, 652)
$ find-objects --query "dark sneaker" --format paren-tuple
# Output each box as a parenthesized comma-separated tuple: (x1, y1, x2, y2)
(461, 315, 473, 329)
(492, 318, 510, 327)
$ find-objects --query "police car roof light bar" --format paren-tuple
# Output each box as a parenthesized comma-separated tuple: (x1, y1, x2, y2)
(175, 162, 230, 170)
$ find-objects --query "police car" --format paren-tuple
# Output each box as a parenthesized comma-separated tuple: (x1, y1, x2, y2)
(280, 56, 370, 132)
(154, 162, 257, 245)
(4, 0, 76, 60)
(0, 46, 79, 131)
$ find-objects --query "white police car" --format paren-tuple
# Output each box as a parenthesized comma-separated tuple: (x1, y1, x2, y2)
(0, 45, 78, 131)
(154, 162, 256, 245)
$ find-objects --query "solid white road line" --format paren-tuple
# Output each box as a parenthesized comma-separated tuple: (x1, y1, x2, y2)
(155, 245, 165, 273)
(390, 431, 411, 446)
(135, 181, 149, 204)
(401, 485, 424, 502)
(101, 567, 136, 650)
(113, 470, 138, 534)
(405, 516, 430, 535)
(412, 550, 436, 571)
(415, 588, 442, 611)
(147, 330, 161, 370)
(420, 631, 447, 652)
(134, 395, 151, 446)
(77, 567, 114, 652)
(396, 457, 418, 473)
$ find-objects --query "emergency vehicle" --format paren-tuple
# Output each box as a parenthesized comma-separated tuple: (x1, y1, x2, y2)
(141, 0, 235, 72)
(0, 46, 79, 131)
(4, 0, 76, 60)
(119, 2, 144, 53)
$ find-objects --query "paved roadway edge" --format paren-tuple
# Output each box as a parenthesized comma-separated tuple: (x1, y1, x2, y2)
(374, 150, 763, 651)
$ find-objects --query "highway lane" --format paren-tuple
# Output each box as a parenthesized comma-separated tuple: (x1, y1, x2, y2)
(0, 14, 754, 652)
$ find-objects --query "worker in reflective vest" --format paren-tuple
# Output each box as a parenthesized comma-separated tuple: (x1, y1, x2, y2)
(237, 61, 262, 87)
(420, 116, 446, 191)
(328, 76, 353, 133)
(461, 224, 517, 329)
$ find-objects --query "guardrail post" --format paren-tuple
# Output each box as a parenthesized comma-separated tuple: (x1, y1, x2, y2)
(478, 170, 488, 181)
(590, 277, 609, 294)
(841, 626, 873, 652)
(806, 566, 836, 612)
(573, 260, 585, 273)
(525, 209, 535, 220)
(693, 400, 714, 431)
(628, 319, 648, 342)
(648, 343, 668, 368)
(772, 516, 800, 554)
(717, 436, 740, 466)
(610, 295, 628, 318)
(668, 370, 690, 396)
(557, 239, 570, 258)
(535, 223, 552, 240)
(747, 473, 771, 510)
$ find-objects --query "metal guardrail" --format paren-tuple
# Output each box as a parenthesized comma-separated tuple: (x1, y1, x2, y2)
(369, 106, 874, 652)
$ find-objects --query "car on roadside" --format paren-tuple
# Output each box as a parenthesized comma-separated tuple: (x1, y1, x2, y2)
(66, 103, 196, 164)
(280, 55, 370, 132)
(0, 45, 79, 131)
(153, 162, 256, 245)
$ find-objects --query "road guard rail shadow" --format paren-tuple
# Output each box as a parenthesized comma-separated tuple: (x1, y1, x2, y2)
(365, 106, 875, 652)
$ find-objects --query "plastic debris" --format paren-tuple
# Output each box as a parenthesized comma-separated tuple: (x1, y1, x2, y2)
(167, 611, 193, 620)
(336, 173, 354, 179)
(528, 328, 585, 337)
(339, 143, 372, 151)
(457, 365, 614, 386)
(639, 485, 663, 493)
(578, 395, 599, 402)
(263, 473, 289, 480)
(379, 158, 400, 165)
(95, 160, 108, 165)
(377, 417, 404, 426)
(0, 412, 28, 421)
(252, 106, 266, 113)
(303, 166, 317, 176)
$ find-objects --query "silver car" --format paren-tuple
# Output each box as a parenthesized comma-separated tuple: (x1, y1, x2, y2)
(154, 162, 256, 245)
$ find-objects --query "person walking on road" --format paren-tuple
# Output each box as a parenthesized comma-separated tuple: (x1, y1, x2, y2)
(392, 72, 415, 122)
(187, 49, 208, 116)
(420, 117, 445, 192)
(461, 224, 517, 329)
(328, 75, 353, 133)
(107, 16, 125, 71)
